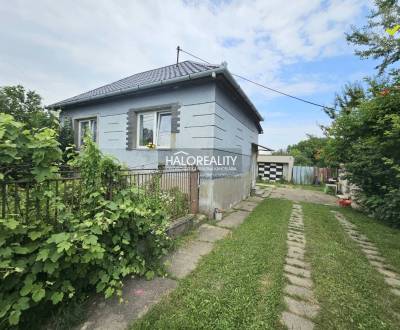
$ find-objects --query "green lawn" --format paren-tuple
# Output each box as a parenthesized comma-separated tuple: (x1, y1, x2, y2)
(339, 207, 400, 271)
(132, 199, 292, 329)
(302, 203, 400, 329)
(132, 198, 400, 329)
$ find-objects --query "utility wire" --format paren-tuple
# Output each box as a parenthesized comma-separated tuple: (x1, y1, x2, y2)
(178, 47, 335, 111)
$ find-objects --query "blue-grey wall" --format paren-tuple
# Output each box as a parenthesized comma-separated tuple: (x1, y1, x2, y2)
(214, 84, 259, 174)
(61, 80, 259, 173)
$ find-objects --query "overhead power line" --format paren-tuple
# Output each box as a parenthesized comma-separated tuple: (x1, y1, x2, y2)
(177, 47, 334, 111)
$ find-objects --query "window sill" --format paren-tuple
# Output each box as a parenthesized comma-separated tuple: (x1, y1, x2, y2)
(129, 147, 173, 151)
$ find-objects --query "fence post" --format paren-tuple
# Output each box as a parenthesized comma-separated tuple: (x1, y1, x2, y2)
(1, 182, 5, 218)
(189, 168, 199, 214)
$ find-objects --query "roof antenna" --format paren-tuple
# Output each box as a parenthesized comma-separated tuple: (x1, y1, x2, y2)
(176, 46, 180, 66)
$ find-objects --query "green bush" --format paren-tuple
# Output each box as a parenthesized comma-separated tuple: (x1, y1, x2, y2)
(326, 72, 400, 226)
(0, 113, 61, 181)
(0, 134, 171, 326)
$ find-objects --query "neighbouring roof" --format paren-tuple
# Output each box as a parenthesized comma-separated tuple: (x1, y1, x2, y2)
(252, 143, 274, 152)
(49, 60, 263, 132)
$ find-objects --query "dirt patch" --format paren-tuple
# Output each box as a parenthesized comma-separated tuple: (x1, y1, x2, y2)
(268, 187, 337, 206)
(259, 274, 272, 292)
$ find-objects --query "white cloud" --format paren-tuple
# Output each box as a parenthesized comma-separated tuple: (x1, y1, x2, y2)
(0, 0, 366, 103)
(0, 0, 367, 149)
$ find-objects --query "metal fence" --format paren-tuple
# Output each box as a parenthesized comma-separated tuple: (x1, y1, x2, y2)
(292, 166, 338, 185)
(0, 166, 200, 222)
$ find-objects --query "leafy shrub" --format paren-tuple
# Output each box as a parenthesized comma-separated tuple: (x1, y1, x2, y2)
(326, 72, 400, 226)
(0, 113, 61, 181)
(0, 135, 171, 326)
(160, 187, 189, 219)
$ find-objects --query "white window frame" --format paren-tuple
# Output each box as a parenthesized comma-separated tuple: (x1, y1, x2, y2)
(137, 111, 171, 149)
(78, 117, 97, 148)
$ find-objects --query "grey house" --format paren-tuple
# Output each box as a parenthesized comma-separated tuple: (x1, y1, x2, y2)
(50, 61, 263, 215)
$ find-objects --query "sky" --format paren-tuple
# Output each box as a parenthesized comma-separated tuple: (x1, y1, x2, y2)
(0, 0, 379, 150)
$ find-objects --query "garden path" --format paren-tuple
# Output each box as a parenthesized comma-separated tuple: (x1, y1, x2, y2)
(266, 185, 337, 206)
(77, 197, 262, 330)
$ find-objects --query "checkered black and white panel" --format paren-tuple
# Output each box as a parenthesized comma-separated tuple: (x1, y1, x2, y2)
(258, 162, 284, 181)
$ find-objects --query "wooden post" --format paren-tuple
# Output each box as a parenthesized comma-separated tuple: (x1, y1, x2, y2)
(189, 168, 199, 214)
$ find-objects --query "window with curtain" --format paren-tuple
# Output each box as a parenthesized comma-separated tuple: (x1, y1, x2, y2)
(137, 111, 171, 148)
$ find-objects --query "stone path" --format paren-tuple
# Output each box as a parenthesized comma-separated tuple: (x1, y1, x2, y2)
(281, 204, 319, 330)
(77, 197, 261, 330)
(332, 211, 400, 297)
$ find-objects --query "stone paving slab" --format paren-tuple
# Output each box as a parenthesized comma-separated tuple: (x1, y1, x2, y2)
(247, 196, 264, 203)
(377, 268, 398, 278)
(196, 224, 231, 243)
(164, 240, 214, 279)
(281, 311, 315, 330)
(285, 284, 314, 301)
(285, 265, 311, 278)
(78, 278, 177, 330)
(233, 201, 258, 212)
(287, 241, 306, 249)
(288, 250, 305, 260)
(286, 257, 310, 269)
(332, 211, 400, 299)
(391, 288, 400, 297)
(284, 296, 319, 318)
(288, 246, 306, 255)
(385, 277, 400, 287)
(281, 204, 319, 329)
(365, 254, 385, 262)
(76, 204, 256, 330)
(285, 273, 313, 289)
(217, 210, 249, 229)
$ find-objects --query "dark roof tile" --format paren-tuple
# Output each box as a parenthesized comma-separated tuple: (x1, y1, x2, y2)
(50, 60, 219, 107)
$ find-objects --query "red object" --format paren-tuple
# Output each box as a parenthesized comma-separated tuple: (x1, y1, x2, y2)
(338, 199, 352, 207)
(380, 88, 390, 96)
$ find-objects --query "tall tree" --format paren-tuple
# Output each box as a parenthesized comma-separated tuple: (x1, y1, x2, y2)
(324, 82, 366, 119)
(0, 85, 57, 130)
(346, 0, 400, 74)
(286, 135, 332, 167)
(325, 72, 400, 226)
(0, 85, 74, 157)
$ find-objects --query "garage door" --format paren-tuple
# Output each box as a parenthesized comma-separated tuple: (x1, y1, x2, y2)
(258, 162, 283, 181)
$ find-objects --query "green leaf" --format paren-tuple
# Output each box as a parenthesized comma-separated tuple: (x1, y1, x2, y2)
(20, 282, 33, 296)
(28, 231, 44, 240)
(47, 232, 69, 244)
(0, 302, 11, 318)
(9, 310, 21, 325)
(36, 248, 50, 261)
(96, 281, 106, 293)
(104, 287, 115, 298)
(13, 246, 30, 254)
(57, 241, 72, 253)
(50, 291, 64, 304)
(32, 288, 45, 302)
(14, 297, 30, 311)
(4, 218, 19, 230)
(43, 261, 57, 274)
(145, 270, 155, 281)
(108, 201, 118, 210)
